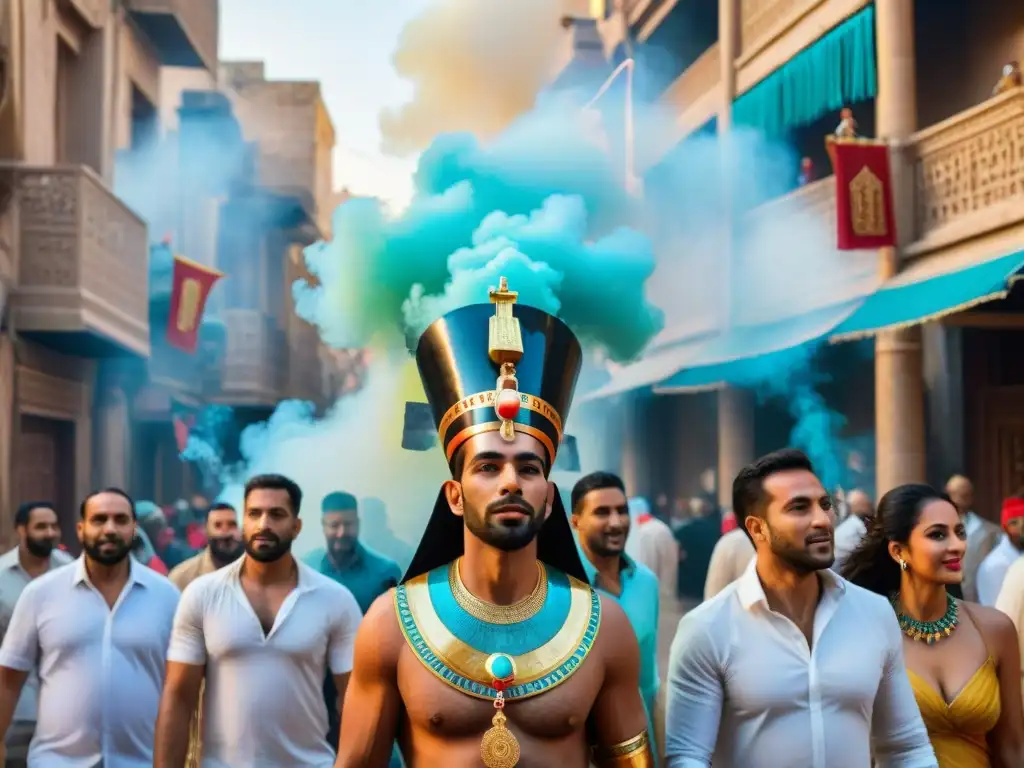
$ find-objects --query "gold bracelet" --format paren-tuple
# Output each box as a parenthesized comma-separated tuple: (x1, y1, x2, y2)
(592, 731, 655, 767)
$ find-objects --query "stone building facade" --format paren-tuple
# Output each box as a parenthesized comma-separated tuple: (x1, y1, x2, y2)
(0, 0, 217, 546)
(558, 0, 1024, 516)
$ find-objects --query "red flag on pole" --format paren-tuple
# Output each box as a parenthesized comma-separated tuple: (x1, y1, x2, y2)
(166, 255, 223, 353)
(827, 138, 897, 250)
(172, 413, 195, 453)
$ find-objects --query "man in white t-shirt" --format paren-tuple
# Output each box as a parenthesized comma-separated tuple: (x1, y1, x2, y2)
(154, 474, 362, 768)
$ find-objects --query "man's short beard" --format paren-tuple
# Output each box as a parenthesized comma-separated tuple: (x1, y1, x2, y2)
(464, 497, 546, 553)
(768, 527, 834, 573)
(83, 536, 132, 566)
(209, 537, 243, 564)
(244, 534, 292, 563)
(25, 537, 56, 558)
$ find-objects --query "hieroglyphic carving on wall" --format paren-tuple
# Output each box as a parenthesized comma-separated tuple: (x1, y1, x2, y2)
(914, 89, 1024, 240)
(739, 0, 820, 57)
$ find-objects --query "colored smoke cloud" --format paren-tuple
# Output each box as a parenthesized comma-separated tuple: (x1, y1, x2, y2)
(379, 0, 567, 154)
(294, 105, 664, 363)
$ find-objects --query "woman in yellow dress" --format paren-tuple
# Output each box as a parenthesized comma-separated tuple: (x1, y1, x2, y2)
(842, 484, 1024, 767)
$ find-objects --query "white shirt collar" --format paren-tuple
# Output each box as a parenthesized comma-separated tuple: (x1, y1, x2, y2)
(72, 554, 148, 589)
(735, 556, 846, 612)
(228, 554, 316, 596)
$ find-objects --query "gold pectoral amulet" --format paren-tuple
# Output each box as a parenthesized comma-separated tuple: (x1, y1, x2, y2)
(480, 708, 521, 768)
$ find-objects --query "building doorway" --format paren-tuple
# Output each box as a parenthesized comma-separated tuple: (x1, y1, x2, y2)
(14, 414, 76, 550)
(977, 385, 1024, 516)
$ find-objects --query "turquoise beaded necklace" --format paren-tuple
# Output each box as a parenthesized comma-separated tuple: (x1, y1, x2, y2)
(889, 591, 959, 644)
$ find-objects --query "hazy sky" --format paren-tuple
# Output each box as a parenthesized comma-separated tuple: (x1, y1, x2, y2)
(219, 0, 431, 208)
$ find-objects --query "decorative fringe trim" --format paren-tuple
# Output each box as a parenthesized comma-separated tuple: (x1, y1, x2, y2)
(828, 288, 1011, 343)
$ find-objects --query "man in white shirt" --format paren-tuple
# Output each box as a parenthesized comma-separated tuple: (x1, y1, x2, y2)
(0, 501, 74, 764)
(947, 474, 1003, 602)
(154, 473, 361, 768)
(978, 495, 1024, 606)
(0, 488, 180, 767)
(665, 449, 936, 768)
(832, 489, 873, 571)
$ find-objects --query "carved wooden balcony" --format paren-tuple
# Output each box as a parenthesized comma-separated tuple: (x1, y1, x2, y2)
(206, 309, 286, 407)
(909, 87, 1024, 255)
(126, 0, 218, 71)
(7, 164, 150, 357)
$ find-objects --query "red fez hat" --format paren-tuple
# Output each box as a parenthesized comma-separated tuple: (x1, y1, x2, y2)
(1001, 497, 1024, 528)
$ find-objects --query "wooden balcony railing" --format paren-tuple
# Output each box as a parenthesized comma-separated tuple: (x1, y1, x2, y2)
(208, 309, 286, 407)
(910, 87, 1024, 253)
(8, 164, 150, 357)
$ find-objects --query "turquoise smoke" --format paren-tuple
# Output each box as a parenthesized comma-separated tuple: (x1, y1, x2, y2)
(294, 108, 663, 362)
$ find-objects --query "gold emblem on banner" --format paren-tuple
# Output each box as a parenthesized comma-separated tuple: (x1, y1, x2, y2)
(176, 278, 201, 332)
(849, 165, 887, 237)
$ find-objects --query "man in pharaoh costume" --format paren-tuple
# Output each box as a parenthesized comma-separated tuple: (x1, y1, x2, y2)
(335, 279, 653, 767)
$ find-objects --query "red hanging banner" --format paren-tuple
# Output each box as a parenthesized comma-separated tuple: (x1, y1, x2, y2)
(827, 138, 897, 250)
(166, 255, 223, 354)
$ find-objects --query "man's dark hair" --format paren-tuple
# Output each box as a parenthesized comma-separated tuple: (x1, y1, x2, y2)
(321, 491, 358, 515)
(15, 501, 56, 528)
(209, 502, 235, 513)
(571, 471, 626, 513)
(244, 474, 302, 516)
(733, 449, 814, 536)
(79, 488, 136, 520)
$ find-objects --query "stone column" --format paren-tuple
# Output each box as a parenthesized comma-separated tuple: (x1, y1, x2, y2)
(718, 0, 740, 125)
(921, 324, 964, 485)
(717, 386, 755, 509)
(714, 0, 754, 507)
(873, 0, 926, 494)
(92, 364, 129, 489)
(620, 395, 642, 494)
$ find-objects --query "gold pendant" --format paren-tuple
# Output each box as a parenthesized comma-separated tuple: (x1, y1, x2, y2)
(480, 710, 520, 768)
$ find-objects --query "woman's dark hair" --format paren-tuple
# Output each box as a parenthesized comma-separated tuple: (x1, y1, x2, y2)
(841, 483, 953, 595)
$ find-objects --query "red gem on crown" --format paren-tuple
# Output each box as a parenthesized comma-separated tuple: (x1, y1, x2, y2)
(496, 389, 520, 421)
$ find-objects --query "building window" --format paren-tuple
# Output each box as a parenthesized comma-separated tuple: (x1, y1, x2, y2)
(130, 84, 158, 151)
(55, 39, 75, 163)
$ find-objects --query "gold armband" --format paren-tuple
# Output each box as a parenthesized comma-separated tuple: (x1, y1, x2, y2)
(591, 731, 655, 767)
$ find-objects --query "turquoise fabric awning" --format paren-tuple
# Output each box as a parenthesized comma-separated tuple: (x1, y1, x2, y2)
(733, 3, 877, 137)
(830, 248, 1024, 342)
(649, 299, 867, 394)
(580, 295, 873, 400)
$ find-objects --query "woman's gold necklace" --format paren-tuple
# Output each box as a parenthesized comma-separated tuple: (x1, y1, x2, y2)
(889, 591, 959, 644)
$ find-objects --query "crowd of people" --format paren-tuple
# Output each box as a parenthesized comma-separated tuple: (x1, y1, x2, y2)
(4, 280, 1024, 767)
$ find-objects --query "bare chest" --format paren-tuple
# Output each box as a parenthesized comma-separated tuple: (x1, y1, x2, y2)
(397, 648, 603, 740)
(240, 582, 293, 634)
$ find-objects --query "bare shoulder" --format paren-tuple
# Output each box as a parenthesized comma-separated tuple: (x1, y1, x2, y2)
(595, 593, 639, 661)
(965, 602, 1018, 649)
